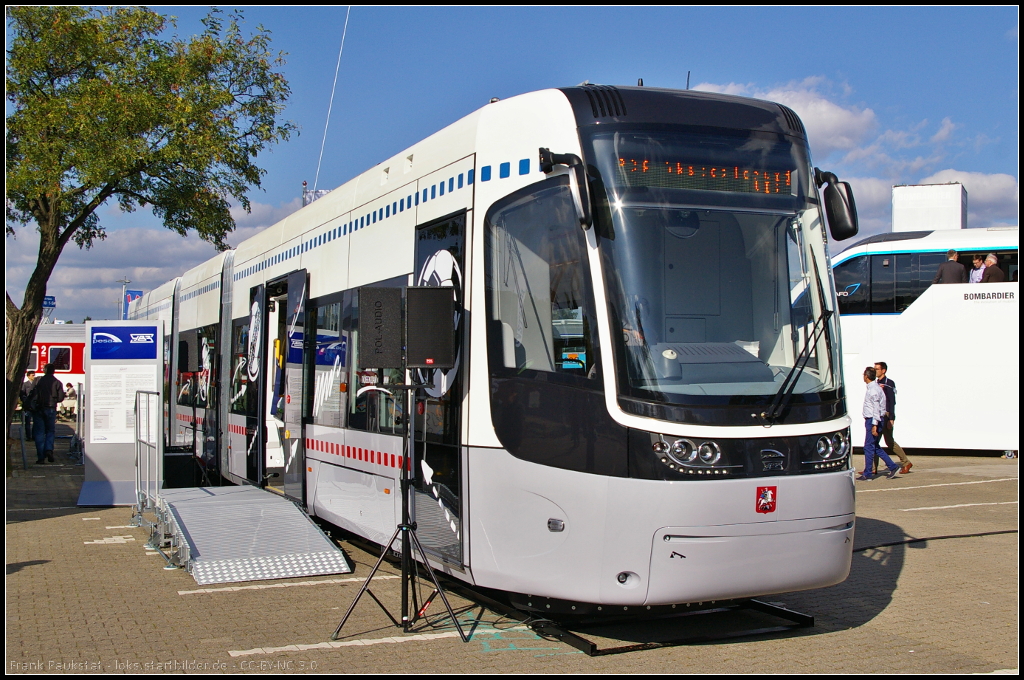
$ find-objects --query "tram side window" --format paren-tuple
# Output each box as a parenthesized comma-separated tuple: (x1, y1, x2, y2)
(310, 300, 347, 428)
(177, 331, 197, 407)
(338, 280, 407, 436)
(485, 175, 600, 381)
(229, 320, 256, 417)
(28, 347, 38, 372)
(834, 256, 869, 315)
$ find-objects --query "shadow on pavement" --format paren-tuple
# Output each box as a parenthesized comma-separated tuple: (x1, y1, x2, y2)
(6, 559, 52, 575)
(561, 517, 908, 648)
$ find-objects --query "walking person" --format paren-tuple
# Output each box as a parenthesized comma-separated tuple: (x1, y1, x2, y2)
(31, 363, 65, 464)
(874, 361, 912, 474)
(932, 249, 967, 284)
(857, 366, 900, 481)
(20, 370, 37, 443)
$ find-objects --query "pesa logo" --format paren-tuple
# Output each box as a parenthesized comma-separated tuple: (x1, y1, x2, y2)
(756, 486, 777, 514)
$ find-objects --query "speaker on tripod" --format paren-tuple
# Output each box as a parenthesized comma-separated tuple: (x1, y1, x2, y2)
(332, 285, 466, 642)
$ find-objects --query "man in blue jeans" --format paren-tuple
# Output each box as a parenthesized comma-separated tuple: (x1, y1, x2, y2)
(857, 366, 900, 481)
(31, 363, 65, 464)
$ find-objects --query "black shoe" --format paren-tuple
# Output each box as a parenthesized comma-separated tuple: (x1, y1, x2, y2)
(886, 467, 901, 479)
(47, 451, 55, 463)
(36, 459, 46, 465)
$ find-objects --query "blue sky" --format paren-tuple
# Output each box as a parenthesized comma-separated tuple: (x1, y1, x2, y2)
(6, 6, 1019, 322)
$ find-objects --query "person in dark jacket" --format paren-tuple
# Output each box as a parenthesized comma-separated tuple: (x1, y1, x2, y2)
(873, 361, 912, 474)
(30, 363, 65, 464)
(981, 254, 1006, 283)
(20, 370, 37, 443)
(932, 249, 967, 284)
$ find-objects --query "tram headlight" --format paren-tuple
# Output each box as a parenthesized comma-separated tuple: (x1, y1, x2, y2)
(667, 438, 697, 465)
(816, 436, 834, 459)
(831, 431, 848, 458)
(698, 441, 721, 465)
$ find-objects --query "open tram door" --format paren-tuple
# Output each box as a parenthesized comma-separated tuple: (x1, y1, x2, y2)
(255, 270, 309, 501)
(412, 213, 467, 567)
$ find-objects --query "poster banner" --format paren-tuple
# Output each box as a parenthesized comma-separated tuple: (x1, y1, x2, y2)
(91, 325, 158, 360)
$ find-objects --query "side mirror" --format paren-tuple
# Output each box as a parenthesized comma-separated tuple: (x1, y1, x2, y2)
(815, 168, 859, 241)
(539, 148, 592, 229)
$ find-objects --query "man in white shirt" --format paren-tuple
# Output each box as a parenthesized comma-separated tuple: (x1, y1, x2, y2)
(858, 366, 900, 481)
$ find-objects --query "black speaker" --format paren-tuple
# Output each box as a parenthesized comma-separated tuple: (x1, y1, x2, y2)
(406, 286, 455, 369)
(357, 287, 404, 369)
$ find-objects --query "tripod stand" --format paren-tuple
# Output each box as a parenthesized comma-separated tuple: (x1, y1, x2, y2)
(331, 383, 468, 642)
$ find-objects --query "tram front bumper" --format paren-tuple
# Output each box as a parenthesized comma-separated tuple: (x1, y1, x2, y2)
(644, 514, 855, 606)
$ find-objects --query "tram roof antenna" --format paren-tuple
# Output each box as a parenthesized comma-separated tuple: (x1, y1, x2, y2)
(686, 71, 690, 90)
(313, 6, 352, 193)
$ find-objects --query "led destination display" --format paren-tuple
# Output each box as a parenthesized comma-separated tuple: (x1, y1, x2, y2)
(617, 157, 794, 195)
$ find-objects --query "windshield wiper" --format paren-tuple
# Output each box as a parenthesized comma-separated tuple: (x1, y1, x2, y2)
(760, 307, 833, 424)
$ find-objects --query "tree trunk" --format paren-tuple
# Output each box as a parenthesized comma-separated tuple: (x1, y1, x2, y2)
(5, 303, 44, 476)
(5, 216, 65, 475)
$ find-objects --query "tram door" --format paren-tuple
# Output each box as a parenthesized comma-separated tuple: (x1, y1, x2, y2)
(281, 270, 308, 502)
(413, 213, 466, 566)
(257, 271, 308, 500)
(245, 284, 267, 484)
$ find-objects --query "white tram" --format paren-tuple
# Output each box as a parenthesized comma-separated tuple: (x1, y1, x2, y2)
(132, 85, 862, 610)
(832, 227, 1019, 451)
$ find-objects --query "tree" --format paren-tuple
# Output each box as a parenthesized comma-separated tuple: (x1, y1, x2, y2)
(5, 6, 295, 466)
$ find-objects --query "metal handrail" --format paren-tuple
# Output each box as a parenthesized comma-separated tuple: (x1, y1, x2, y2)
(134, 390, 163, 513)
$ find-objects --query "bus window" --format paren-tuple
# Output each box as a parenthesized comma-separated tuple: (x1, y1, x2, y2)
(834, 255, 869, 315)
(870, 255, 895, 314)
(894, 253, 915, 312)
(917, 253, 946, 292)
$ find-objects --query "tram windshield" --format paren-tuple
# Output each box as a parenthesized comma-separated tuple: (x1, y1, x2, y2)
(584, 127, 840, 406)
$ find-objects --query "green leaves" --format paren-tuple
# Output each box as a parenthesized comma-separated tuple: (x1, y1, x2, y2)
(5, 6, 295, 250)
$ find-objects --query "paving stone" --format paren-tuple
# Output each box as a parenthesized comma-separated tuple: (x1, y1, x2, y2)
(5, 435, 1018, 673)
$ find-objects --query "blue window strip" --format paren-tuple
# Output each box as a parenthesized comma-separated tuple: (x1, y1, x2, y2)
(481, 166, 491, 181)
(431, 185, 436, 199)
(439, 182, 445, 196)
(499, 162, 511, 178)
(448, 177, 454, 192)
(458, 173, 464, 189)
(519, 159, 530, 175)
(393, 201, 397, 214)
(415, 192, 420, 206)
(468, 169, 475, 184)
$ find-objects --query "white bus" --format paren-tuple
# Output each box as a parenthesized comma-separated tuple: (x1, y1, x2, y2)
(832, 227, 1019, 451)
(134, 84, 864, 613)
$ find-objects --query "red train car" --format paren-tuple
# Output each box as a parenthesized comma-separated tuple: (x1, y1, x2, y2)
(29, 324, 86, 390)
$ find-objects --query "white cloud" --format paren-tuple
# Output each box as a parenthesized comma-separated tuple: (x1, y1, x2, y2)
(918, 169, 1019, 228)
(695, 77, 878, 160)
(692, 81, 751, 97)
(761, 85, 877, 159)
(5, 197, 302, 322)
(930, 117, 956, 143)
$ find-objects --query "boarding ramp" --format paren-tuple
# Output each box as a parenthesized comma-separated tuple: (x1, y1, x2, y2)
(133, 392, 352, 585)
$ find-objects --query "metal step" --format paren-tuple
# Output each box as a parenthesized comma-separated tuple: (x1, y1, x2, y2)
(159, 486, 352, 585)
